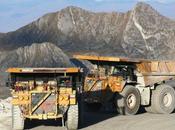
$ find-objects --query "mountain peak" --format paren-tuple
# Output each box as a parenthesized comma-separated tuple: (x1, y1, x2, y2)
(0, 2, 175, 84)
(10, 42, 73, 67)
(0, 2, 175, 59)
(134, 2, 158, 14)
(62, 6, 86, 12)
(135, 2, 152, 8)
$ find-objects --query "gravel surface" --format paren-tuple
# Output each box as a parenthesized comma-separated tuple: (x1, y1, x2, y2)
(1, 96, 175, 130)
(26, 111, 175, 130)
(1, 107, 175, 130)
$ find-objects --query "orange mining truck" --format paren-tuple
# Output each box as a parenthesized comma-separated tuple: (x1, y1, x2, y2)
(7, 67, 82, 130)
(74, 55, 175, 115)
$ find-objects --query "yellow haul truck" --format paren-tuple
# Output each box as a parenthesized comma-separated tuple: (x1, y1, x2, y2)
(74, 55, 175, 115)
(7, 67, 82, 130)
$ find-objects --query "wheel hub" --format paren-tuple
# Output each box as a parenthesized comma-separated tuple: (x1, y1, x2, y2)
(163, 92, 172, 107)
(126, 93, 136, 109)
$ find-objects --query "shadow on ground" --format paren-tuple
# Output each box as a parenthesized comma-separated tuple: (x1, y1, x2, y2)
(24, 118, 63, 129)
(24, 104, 146, 129)
(24, 111, 118, 129)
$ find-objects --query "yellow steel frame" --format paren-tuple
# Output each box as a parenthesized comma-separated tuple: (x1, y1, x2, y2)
(12, 87, 77, 120)
(7, 67, 80, 73)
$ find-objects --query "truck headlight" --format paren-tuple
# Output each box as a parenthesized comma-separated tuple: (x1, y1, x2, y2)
(12, 95, 18, 98)
(70, 95, 75, 98)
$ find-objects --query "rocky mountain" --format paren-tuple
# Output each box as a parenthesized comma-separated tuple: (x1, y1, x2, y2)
(0, 2, 175, 85)
(0, 2, 175, 60)
(0, 42, 73, 85)
(123, 3, 175, 59)
(0, 42, 72, 68)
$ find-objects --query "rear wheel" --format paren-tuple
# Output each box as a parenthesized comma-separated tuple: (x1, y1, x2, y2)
(66, 104, 79, 130)
(12, 105, 24, 130)
(145, 104, 157, 113)
(149, 84, 175, 114)
(145, 90, 157, 113)
(115, 85, 141, 115)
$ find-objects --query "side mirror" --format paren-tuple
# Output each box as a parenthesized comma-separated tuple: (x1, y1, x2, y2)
(6, 77, 11, 88)
(6, 81, 10, 87)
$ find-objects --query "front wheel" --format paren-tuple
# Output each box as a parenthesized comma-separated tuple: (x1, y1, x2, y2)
(12, 105, 24, 130)
(115, 85, 141, 115)
(66, 104, 79, 130)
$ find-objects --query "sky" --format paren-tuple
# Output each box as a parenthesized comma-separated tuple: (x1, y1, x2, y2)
(0, 0, 175, 33)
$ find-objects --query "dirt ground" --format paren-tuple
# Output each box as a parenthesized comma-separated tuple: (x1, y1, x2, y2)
(2, 111, 175, 130)
(24, 110, 175, 130)
(1, 87, 175, 130)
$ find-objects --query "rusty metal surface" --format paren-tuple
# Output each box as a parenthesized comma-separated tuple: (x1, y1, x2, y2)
(74, 55, 175, 87)
(136, 61, 175, 74)
(73, 55, 140, 63)
(74, 55, 175, 75)
(136, 61, 175, 86)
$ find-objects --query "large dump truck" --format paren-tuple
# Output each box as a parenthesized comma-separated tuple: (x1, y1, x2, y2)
(74, 55, 175, 115)
(7, 67, 82, 130)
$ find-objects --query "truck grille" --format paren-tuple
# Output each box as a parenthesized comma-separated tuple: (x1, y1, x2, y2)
(31, 93, 56, 115)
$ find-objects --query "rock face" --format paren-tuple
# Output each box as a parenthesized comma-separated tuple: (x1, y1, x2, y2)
(123, 3, 175, 59)
(0, 2, 175, 59)
(0, 42, 73, 85)
(0, 42, 72, 68)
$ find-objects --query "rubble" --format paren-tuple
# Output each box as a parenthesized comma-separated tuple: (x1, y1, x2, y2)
(0, 97, 12, 130)
(0, 97, 12, 116)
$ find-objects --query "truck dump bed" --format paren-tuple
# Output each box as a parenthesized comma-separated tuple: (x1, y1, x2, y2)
(74, 55, 175, 86)
(7, 67, 80, 73)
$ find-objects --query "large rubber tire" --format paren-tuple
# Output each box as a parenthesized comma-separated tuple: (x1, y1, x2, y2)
(145, 105, 157, 113)
(66, 104, 79, 130)
(145, 90, 157, 113)
(78, 95, 84, 127)
(115, 85, 141, 115)
(12, 105, 24, 130)
(151, 84, 175, 114)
